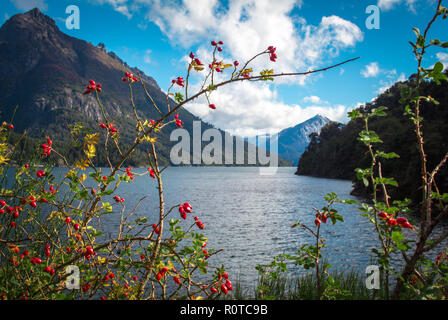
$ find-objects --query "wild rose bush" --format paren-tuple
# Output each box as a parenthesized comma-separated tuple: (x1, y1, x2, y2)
(0, 40, 357, 300)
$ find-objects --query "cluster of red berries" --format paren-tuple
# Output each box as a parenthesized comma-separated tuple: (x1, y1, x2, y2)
(84, 246, 94, 260)
(175, 114, 183, 128)
(44, 244, 51, 257)
(40, 137, 52, 157)
(209, 61, 224, 72)
(172, 77, 185, 87)
(210, 271, 232, 294)
(36, 169, 46, 178)
(99, 122, 118, 136)
(82, 283, 90, 292)
(84, 80, 102, 95)
(22, 195, 36, 209)
(2, 122, 14, 130)
(179, 202, 192, 220)
(267, 46, 277, 62)
(194, 216, 205, 230)
(44, 266, 55, 276)
(189, 52, 203, 66)
(103, 272, 115, 281)
(314, 212, 329, 226)
(30, 257, 42, 265)
(1, 201, 22, 223)
(113, 195, 125, 203)
(155, 266, 169, 281)
(125, 167, 135, 180)
(152, 224, 160, 235)
(122, 72, 138, 83)
(378, 212, 414, 229)
(211, 40, 224, 52)
(147, 168, 156, 179)
(173, 275, 182, 286)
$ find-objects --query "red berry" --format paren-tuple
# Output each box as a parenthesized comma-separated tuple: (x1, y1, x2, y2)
(221, 284, 228, 294)
(209, 104, 216, 110)
(74, 223, 80, 231)
(314, 218, 321, 226)
(173, 276, 181, 285)
(196, 221, 204, 229)
(387, 218, 397, 227)
(211, 41, 217, 46)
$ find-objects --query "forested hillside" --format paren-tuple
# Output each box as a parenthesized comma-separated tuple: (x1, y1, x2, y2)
(297, 71, 448, 207)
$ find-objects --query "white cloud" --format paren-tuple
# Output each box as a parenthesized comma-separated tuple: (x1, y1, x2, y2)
(303, 96, 324, 104)
(9, 0, 48, 11)
(91, 0, 363, 135)
(436, 52, 448, 71)
(143, 49, 151, 64)
(377, 0, 421, 12)
(4, 13, 10, 22)
(377, 72, 406, 94)
(185, 80, 348, 137)
(361, 62, 380, 78)
(90, 0, 132, 18)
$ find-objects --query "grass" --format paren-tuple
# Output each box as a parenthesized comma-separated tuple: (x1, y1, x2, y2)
(228, 268, 388, 300)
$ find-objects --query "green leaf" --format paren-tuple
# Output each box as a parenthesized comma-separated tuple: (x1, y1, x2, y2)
(101, 202, 113, 213)
(434, 61, 444, 73)
(363, 177, 369, 187)
(376, 151, 400, 159)
(347, 109, 362, 120)
(412, 27, 420, 38)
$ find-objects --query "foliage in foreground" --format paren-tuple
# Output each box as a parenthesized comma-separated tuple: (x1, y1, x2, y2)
(0, 37, 356, 300)
(262, 0, 448, 300)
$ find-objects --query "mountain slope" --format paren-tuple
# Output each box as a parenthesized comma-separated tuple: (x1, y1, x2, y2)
(255, 115, 330, 165)
(0, 8, 289, 167)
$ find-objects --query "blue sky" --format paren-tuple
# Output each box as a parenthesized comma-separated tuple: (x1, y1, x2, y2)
(1, 0, 447, 136)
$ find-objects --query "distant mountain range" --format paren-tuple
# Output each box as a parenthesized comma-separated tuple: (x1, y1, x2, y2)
(0, 8, 292, 167)
(253, 115, 330, 165)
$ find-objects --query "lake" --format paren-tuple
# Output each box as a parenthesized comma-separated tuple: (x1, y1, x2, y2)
(76, 166, 382, 289)
(11, 166, 446, 292)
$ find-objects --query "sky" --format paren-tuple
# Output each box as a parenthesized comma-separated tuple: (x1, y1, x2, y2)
(1, 0, 447, 136)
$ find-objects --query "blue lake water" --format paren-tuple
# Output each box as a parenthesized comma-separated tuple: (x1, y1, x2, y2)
(80, 166, 382, 288)
(10, 166, 446, 291)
